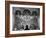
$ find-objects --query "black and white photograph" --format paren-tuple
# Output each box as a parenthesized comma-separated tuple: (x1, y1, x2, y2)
(12, 7, 40, 31)
(10, 4, 43, 34)
(5, 1, 45, 37)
